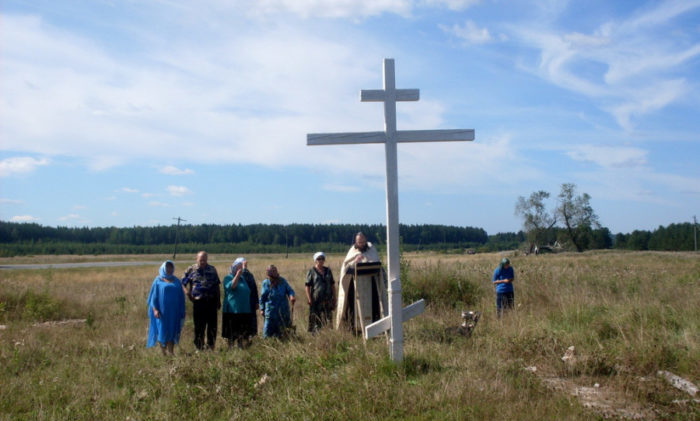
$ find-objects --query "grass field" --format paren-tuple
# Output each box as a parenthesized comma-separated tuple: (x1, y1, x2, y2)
(1, 251, 698, 420)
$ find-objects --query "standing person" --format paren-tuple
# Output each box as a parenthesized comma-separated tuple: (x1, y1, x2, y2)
(240, 257, 259, 337)
(182, 251, 221, 350)
(147, 260, 186, 355)
(492, 257, 515, 317)
(335, 232, 386, 331)
(222, 257, 257, 348)
(259, 265, 296, 339)
(305, 251, 335, 333)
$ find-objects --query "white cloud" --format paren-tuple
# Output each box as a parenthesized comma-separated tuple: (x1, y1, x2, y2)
(148, 201, 169, 207)
(422, 0, 481, 11)
(58, 213, 89, 223)
(118, 187, 139, 193)
(10, 215, 39, 222)
(0, 157, 49, 177)
(241, 0, 413, 19)
(0, 198, 23, 205)
(441, 20, 493, 44)
(160, 165, 194, 175)
(166, 185, 192, 197)
(511, 1, 700, 129)
(566, 145, 648, 168)
(323, 184, 361, 192)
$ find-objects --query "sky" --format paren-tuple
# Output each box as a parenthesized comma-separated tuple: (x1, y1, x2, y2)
(1, 0, 699, 235)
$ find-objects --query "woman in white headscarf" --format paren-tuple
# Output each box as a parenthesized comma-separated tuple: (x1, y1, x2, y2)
(305, 251, 336, 333)
(221, 257, 257, 348)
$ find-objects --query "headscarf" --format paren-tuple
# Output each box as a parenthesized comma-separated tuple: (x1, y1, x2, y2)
(313, 251, 325, 262)
(230, 257, 246, 275)
(158, 260, 179, 282)
(498, 257, 510, 270)
(266, 265, 280, 281)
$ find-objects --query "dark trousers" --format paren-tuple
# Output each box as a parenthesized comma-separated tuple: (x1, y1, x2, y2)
(308, 301, 333, 333)
(192, 298, 218, 350)
(496, 291, 515, 318)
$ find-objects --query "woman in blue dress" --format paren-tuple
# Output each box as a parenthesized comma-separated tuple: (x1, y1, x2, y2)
(259, 265, 296, 338)
(147, 260, 186, 355)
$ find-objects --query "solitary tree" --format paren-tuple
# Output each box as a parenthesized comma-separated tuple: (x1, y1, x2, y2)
(555, 183, 600, 252)
(515, 190, 557, 252)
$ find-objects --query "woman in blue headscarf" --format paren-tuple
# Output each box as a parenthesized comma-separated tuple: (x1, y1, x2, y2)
(147, 260, 186, 355)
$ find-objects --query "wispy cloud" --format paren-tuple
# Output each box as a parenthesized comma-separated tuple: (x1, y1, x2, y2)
(166, 185, 192, 197)
(440, 20, 493, 44)
(323, 184, 362, 193)
(566, 145, 648, 168)
(58, 213, 89, 223)
(118, 187, 139, 193)
(511, 0, 700, 129)
(160, 165, 194, 175)
(10, 215, 39, 222)
(0, 198, 23, 205)
(148, 201, 169, 207)
(0, 157, 49, 177)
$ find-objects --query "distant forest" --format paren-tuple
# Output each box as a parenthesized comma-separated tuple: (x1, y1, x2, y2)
(0, 221, 696, 256)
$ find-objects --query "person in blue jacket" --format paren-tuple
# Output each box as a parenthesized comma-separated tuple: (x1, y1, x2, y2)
(259, 265, 296, 338)
(147, 260, 186, 355)
(492, 257, 515, 317)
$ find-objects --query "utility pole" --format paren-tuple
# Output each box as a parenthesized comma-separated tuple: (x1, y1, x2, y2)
(285, 225, 289, 258)
(173, 217, 186, 259)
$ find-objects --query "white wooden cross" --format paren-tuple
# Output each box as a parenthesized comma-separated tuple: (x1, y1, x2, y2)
(307, 58, 474, 362)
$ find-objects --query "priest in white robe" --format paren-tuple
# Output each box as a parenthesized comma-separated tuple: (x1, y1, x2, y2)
(335, 232, 387, 331)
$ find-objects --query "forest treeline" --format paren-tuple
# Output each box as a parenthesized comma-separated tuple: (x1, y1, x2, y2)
(0, 221, 696, 256)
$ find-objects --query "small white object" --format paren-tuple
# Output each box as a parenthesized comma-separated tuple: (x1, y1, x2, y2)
(658, 370, 698, 396)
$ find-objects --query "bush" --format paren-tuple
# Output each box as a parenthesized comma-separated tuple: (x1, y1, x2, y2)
(0, 289, 77, 323)
(402, 259, 485, 308)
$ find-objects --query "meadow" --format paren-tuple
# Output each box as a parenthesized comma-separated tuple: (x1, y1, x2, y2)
(0, 251, 698, 420)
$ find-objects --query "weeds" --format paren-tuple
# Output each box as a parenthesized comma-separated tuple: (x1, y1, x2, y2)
(0, 251, 697, 420)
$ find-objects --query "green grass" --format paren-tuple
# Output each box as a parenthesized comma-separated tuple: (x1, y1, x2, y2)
(0, 251, 698, 420)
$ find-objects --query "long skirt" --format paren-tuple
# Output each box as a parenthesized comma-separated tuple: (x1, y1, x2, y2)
(222, 312, 256, 340)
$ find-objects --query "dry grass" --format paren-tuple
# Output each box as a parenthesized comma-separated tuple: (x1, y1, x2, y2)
(1, 251, 698, 420)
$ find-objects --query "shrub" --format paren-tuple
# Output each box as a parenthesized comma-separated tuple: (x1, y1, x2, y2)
(402, 260, 485, 308)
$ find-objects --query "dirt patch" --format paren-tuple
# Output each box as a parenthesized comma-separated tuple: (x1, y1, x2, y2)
(32, 319, 87, 328)
(540, 376, 655, 419)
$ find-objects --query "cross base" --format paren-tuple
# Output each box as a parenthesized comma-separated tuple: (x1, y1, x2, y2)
(364, 299, 426, 339)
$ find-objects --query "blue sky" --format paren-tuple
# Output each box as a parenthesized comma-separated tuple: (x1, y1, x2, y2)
(1, 0, 699, 235)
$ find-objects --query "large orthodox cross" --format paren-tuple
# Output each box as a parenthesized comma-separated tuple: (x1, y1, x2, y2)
(307, 58, 474, 362)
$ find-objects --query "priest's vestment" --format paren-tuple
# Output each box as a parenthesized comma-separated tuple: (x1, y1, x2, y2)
(334, 242, 387, 330)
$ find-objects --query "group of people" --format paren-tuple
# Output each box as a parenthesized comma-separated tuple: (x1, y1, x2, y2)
(147, 233, 517, 355)
(146, 249, 338, 355)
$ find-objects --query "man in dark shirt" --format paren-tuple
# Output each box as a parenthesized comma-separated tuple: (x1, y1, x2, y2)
(182, 251, 221, 350)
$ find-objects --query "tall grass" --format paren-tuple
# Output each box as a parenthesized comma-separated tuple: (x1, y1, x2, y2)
(0, 251, 698, 420)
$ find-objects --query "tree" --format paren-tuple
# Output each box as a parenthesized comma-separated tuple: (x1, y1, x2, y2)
(515, 190, 557, 252)
(555, 183, 600, 252)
